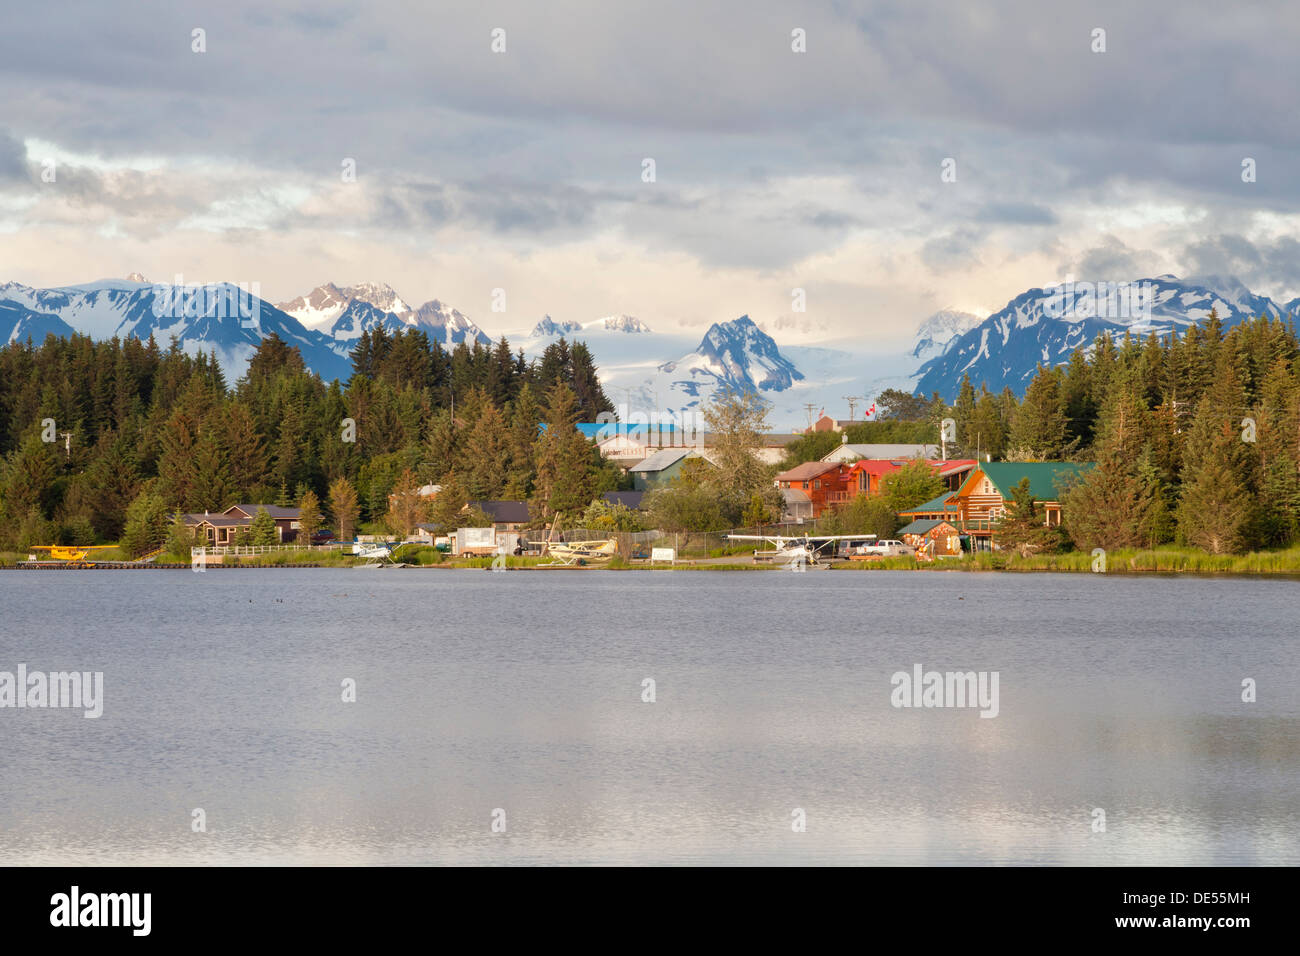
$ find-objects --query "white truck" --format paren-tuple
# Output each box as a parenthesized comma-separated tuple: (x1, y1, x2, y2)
(855, 539, 915, 557)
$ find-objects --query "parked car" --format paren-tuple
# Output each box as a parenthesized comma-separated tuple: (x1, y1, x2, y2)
(856, 539, 915, 557)
(310, 530, 336, 545)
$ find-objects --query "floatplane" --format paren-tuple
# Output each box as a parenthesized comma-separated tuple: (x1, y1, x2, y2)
(537, 514, 619, 567)
(351, 542, 405, 568)
(27, 544, 117, 568)
(725, 533, 877, 568)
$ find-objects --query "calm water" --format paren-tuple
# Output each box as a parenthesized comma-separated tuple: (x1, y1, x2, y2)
(0, 568, 1297, 865)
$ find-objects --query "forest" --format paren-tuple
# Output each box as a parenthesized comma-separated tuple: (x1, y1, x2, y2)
(0, 326, 623, 554)
(1, 308, 1298, 558)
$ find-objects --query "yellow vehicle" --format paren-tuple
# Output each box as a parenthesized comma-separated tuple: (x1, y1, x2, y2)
(29, 545, 116, 567)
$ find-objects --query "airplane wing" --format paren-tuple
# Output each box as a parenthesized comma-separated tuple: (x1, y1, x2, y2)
(803, 534, 877, 542)
(725, 534, 785, 543)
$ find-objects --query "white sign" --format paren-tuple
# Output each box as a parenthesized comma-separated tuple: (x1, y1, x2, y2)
(650, 547, 675, 562)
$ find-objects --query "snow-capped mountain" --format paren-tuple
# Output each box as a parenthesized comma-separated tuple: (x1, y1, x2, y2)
(277, 281, 414, 329)
(278, 282, 490, 346)
(657, 315, 804, 400)
(409, 299, 491, 346)
(912, 274, 1294, 399)
(911, 309, 983, 363)
(0, 299, 77, 345)
(592, 314, 651, 334)
(530, 315, 583, 337)
(523, 313, 652, 346)
(0, 278, 353, 381)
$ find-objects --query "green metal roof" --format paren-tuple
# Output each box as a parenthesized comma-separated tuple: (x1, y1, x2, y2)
(898, 518, 953, 536)
(897, 492, 958, 517)
(973, 462, 1091, 500)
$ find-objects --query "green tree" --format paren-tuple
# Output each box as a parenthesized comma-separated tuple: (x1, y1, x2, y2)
(120, 490, 169, 557)
(881, 459, 944, 514)
(165, 513, 198, 560)
(996, 478, 1067, 556)
(249, 506, 278, 546)
(1008, 368, 1069, 460)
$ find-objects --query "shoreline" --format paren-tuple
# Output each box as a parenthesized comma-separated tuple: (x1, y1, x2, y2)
(5, 559, 1300, 579)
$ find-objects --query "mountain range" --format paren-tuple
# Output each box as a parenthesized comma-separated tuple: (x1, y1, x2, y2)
(912, 274, 1296, 398)
(1, 273, 1295, 425)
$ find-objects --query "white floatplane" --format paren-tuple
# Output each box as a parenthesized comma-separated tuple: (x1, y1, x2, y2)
(725, 533, 876, 567)
(351, 542, 403, 567)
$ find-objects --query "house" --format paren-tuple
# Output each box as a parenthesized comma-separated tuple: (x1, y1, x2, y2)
(773, 461, 849, 518)
(183, 513, 250, 547)
(809, 414, 859, 433)
(820, 443, 940, 463)
(841, 458, 978, 496)
(184, 504, 303, 545)
(709, 433, 803, 466)
(629, 448, 698, 490)
(898, 518, 963, 557)
(780, 488, 815, 523)
(945, 462, 1091, 546)
(466, 500, 532, 532)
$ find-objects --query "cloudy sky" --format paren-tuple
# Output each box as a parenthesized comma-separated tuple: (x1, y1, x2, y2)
(3, 0, 1299, 348)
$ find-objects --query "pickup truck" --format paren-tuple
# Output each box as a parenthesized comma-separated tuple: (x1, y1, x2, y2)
(853, 539, 915, 558)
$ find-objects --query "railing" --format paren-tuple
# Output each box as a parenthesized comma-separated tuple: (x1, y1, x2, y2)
(195, 542, 355, 556)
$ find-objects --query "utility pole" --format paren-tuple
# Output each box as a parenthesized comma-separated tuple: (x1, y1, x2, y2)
(842, 396, 863, 422)
(802, 403, 818, 432)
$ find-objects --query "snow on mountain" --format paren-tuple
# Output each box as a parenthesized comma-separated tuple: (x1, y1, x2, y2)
(912, 275, 1294, 400)
(593, 315, 807, 417)
(589, 314, 651, 334)
(409, 298, 491, 346)
(321, 299, 410, 344)
(0, 279, 352, 381)
(277, 281, 414, 330)
(530, 315, 583, 337)
(0, 299, 78, 345)
(911, 309, 983, 363)
(277, 282, 491, 347)
(660, 315, 803, 396)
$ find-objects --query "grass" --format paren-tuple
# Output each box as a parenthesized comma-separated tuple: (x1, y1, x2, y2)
(833, 545, 1300, 575)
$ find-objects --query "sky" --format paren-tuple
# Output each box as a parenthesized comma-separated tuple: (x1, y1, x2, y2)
(2, 0, 1299, 349)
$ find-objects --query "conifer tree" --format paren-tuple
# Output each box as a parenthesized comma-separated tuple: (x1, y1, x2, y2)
(328, 476, 360, 542)
(249, 506, 279, 546)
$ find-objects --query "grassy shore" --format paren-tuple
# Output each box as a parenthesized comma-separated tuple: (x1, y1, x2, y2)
(835, 545, 1300, 574)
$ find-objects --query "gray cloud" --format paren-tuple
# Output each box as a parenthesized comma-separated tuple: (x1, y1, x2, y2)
(0, 130, 26, 181)
(1182, 234, 1300, 293)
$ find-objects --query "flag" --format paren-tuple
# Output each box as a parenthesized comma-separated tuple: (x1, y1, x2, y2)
(868, 402, 876, 418)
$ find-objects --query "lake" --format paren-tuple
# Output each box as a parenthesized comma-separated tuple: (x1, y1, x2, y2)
(1, 568, 1297, 865)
